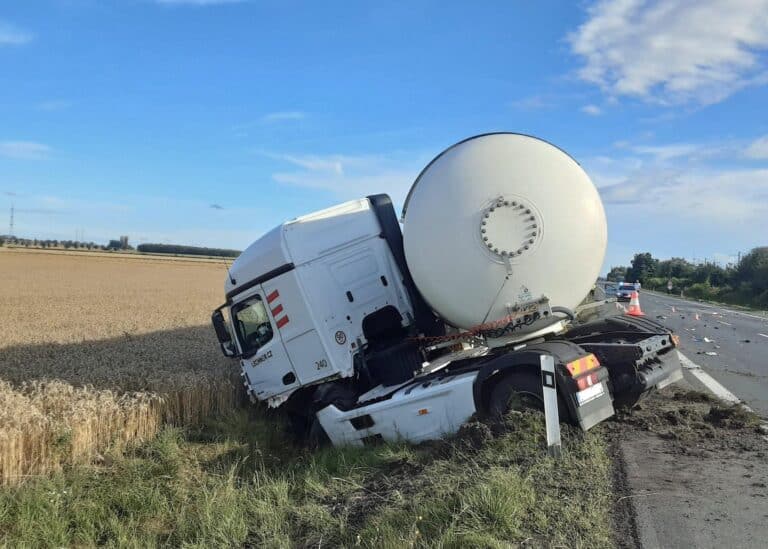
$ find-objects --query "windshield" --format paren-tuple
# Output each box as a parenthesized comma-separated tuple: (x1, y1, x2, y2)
(232, 295, 274, 356)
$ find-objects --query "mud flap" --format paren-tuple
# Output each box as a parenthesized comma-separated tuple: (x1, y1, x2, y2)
(559, 367, 615, 431)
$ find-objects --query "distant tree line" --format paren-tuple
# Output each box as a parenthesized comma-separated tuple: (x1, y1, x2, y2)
(0, 237, 108, 250)
(607, 247, 768, 308)
(136, 243, 240, 258)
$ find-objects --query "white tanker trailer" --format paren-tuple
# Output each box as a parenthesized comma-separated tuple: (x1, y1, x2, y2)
(211, 133, 683, 446)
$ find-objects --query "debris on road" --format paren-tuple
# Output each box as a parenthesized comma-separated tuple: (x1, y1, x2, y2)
(740, 339, 751, 343)
(656, 315, 667, 320)
(703, 337, 714, 343)
(705, 351, 718, 356)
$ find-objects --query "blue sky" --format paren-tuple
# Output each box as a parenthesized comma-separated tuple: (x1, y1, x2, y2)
(2, 0, 768, 272)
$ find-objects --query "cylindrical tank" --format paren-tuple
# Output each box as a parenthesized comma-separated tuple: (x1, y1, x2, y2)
(402, 133, 607, 332)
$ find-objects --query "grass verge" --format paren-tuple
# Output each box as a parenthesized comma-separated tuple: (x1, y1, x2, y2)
(0, 409, 614, 548)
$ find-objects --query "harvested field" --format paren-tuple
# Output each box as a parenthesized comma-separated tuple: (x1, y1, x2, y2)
(0, 249, 239, 484)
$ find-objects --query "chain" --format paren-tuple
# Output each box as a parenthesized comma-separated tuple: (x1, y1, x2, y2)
(409, 305, 542, 344)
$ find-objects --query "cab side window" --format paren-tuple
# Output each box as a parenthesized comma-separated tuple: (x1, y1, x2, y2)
(232, 295, 273, 356)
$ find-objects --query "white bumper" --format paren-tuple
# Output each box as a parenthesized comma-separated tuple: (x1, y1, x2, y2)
(317, 372, 478, 446)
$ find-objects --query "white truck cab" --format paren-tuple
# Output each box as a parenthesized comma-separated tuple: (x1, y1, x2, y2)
(214, 197, 419, 408)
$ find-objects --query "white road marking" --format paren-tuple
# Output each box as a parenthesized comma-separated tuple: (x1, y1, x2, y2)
(717, 320, 733, 326)
(759, 333, 768, 339)
(677, 351, 745, 408)
(645, 290, 768, 322)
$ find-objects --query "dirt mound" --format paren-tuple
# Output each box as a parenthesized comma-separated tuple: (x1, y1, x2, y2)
(704, 404, 760, 429)
(606, 388, 767, 456)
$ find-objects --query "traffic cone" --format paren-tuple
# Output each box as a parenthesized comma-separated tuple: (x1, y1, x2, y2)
(626, 291, 645, 316)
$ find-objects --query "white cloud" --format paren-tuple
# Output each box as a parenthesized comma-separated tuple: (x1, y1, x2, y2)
(624, 141, 737, 163)
(0, 21, 32, 45)
(599, 167, 768, 222)
(581, 104, 602, 115)
(746, 135, 768, 159)
(630, 143, 701, 161)
(0, 141, 51, 160)
(569, 0, 768, 105)
(509, 95, 552, 110)
(260, 111, 306, 123)
(268, 152, 423, 205)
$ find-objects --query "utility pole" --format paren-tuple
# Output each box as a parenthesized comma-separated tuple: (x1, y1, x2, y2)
(9, 203, 14, 237)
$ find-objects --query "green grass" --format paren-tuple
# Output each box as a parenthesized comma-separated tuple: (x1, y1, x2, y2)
(0, 409, 614, 548)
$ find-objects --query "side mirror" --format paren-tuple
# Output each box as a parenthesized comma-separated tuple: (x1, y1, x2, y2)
(212, 309, 237, 358)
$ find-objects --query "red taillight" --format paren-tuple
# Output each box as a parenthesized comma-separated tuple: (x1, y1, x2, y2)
(566, 354, 600, 376)
(576, 372, 600, 391)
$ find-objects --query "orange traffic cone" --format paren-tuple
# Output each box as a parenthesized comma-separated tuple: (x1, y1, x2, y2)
(626, 291, 645, 316)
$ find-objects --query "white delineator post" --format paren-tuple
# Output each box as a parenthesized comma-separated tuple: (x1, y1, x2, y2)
(540, 354, 561, 458)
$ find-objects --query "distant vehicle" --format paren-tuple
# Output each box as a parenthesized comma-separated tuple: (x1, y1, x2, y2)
(616, 282, 636, 302)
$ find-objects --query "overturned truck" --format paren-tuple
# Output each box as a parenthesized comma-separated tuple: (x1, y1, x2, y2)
(212, 133, 682, 446)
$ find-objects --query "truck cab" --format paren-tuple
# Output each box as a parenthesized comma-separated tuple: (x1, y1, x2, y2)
(212, 195, 430, 408)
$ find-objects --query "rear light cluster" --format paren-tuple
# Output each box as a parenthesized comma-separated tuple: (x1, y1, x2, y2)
(565, 354, 601, 391)
(575, 372, 600, 391)
(565, 354, 600, 376)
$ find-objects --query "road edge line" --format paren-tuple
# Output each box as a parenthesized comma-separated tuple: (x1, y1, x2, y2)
(677, 351, 745, 407)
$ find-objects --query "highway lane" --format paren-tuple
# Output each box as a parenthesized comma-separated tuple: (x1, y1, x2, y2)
(633, 290, 768, 415)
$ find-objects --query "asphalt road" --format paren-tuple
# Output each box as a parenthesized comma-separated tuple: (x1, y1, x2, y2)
(617, 289, 768, 415)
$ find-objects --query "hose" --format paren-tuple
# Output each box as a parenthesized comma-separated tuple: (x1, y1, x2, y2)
(550, 306, 575, 321)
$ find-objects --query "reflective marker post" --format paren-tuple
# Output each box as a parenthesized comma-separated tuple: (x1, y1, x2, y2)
(541, 354, 562, 458)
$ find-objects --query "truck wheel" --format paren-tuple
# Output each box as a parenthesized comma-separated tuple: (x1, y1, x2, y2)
(308, 416, 330, 449)
(488, 372, 566, 421)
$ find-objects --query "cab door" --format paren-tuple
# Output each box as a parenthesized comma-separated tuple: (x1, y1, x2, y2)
(230, 286, 299, 401)
(261, 272, 335, 385)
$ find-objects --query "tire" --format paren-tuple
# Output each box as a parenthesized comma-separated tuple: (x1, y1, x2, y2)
(307, 415, 331, 449)
(488, 371, 567, 422)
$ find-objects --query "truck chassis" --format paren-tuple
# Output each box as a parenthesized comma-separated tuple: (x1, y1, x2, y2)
(309, 314, 682, 446)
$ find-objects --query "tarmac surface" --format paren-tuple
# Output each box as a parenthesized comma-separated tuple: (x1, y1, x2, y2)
(631, 290, 768, 415)
(596, 286, 768, 549)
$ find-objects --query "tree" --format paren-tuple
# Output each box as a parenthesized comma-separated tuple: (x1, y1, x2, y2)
(606, 266, 627, 281)
(626, 252, 658, 284)
(735, 247, 768, 294)
(657, 257, 695, 279)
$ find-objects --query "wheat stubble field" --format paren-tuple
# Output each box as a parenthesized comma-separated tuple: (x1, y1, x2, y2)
(0, 248, 618, 547)
(0, 248, 238, 484)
